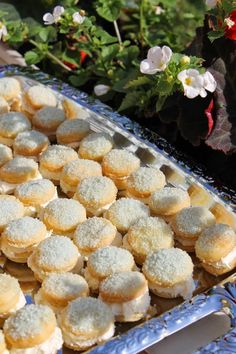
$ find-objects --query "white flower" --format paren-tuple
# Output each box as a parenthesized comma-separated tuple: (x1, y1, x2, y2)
(178, 69, 206, 99)
(140, 46, 172, 75)
(155, 6, 165, 15)
(205, 0, 218, 8)
(94, 84, 110, 96)
(0, 22, 7, 41)
(43, 6, 65, 25)
(73, 12, 85, 24)
(225, 17, 235, 29)
(202, 71, 217, 92)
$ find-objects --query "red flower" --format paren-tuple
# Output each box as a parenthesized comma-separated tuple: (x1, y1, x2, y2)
(204, 99, 214, 138)
(63, 61, 78, 70)
(80, 50, 87, 64)
(224, 10, 236, 40)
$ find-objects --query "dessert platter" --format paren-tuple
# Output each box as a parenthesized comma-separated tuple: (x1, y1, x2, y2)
(0, 65, 235, 354)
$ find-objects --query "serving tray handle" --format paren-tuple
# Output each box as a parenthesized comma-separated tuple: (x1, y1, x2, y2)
(88, 281, 236, 354)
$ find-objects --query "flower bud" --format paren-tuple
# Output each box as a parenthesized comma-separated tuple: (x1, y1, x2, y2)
(180, 56, 190, 66)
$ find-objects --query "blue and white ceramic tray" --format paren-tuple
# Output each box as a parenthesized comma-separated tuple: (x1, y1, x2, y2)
(0, 65, 235, 354)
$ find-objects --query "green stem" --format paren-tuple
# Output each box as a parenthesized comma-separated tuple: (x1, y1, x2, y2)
(113, 20, 122, 47)
(29, 39, 72, 72)
(140, 0, 145, 48)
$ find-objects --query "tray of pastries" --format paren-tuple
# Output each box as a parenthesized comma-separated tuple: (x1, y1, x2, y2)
(0, 65, 235, 354)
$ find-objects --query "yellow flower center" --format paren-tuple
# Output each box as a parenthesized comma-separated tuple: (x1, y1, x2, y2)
(185, 77, 192, 86)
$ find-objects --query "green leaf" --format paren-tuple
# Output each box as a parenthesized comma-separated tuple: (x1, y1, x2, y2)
(117, 45, 139, 66)
(208, 30, 224, 43)
(38, 27, 57, 43)
(101, 44, 120, 61)
(118, 91, 142, 111)
(96, 0, 125, 22)
(69, 71, 90, 87)
(0, 3, 20, 21)
(95, 28, 117, 44)
(125, 76, 152, 89)
(156, 96, 167, 112)
(24, 51, 41, 65)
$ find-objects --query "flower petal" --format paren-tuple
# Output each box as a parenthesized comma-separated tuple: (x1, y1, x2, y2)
(73, 12, 85, 24)
(53, 6, 65, 18)
(184, 86, 201, 99)
(162, 46, 172, 63)
(94, 84, 110, 96)
(203, 71, 217, 92)
(140, 59, 158, 75)
(43, 13, 55, 25)
(177, 70, 187, 82)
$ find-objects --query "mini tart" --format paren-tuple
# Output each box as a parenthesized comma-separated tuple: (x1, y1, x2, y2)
(73, 217, 119, 256)
(0, 196, 24, 233)
(0, 157, 41, 193)
(34, 272, 89, 313)
(0, 274, 26, 321)
(143, 248, 195, 300)
(195, 224, 236, 275)
(62, 98, 89, 120)
(56, 119, 90, 147)
(102, 149, 140, 190)
(0, 329, 8, 354)
(4, 260, 35, 283)
(78, 132, 113, 161)
(149, 187, 191, 218)
(60, 159, 102, 197)
(43, 198, 86, 238)
(39, 145, 78, 183)
(123, 217, 174, 264)
(74, 176, 117, 216)
(126, 167, 166, 201)
(32, 106, 65, 136)
(0, 112, 31, 146)
(0, 96, 10, 115)
(15, 179, 57, 217)
(24, 85, 57, 110)
(0, 144, 12, 168)
(85, 246, 135, 292)
(99, 271, 150, 322)
(0, 78, 21, 103)
(57, 297, 115, 351)
(13, 130, 49, 158)
(1, 216, 49, 263)
(27, 235, 83, 282)
(3, 304, 63, 353)
(171, 206, 216, 252)
(104, 198, 150, 233)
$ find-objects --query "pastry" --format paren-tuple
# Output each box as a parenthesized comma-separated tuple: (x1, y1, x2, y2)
(0, 329, 9, 354)
(1, 216, 50, 263)
(171, 206, 216, 252)
(0, 78, 21, 104)
(74, 176, 117, 216)
(0, 144, 12, 168)
(62, 98, 90, 120)
(32, 106, 65, 139)
(60, 159, 102, 197)
(149, 187, 191, 220)
(42, 198, 86, 238)
(123, 216, 174, 264)
(0, 196, 24, 233)
(125, 166, 166, 202)
(102, 149, 140, 189)
(104, 198, 150, 233)
(84, 246, 135, 292)
(0, 157, 41, 194)
(4, 260, 35, 283)
(0, 97, 10, 115)
(56, 119, 90, 148)
(73, 217, 122, 257)
(0, 274, 26, 325)
(99, 271, 150, 322)
(57, 297, 114, 350)
(78, 132, 113, 161)
(195, 223, 236, 275)
(39, 145, 78, 184)
(15, 178, 58, 217)
(24, 85, 57, 112)
(34, 272, 89, 313)
(3, 304, 63, 353)
(0, 112, 31, 146)
(28, 235, 83, 282)
(13, 130, 49, 160)
(143, 248, 195, 299)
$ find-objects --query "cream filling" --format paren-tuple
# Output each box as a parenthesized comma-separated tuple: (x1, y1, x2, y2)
(39, 166, 61, 181)
(125, 191, 151, 204)
(35, 189, 58, 220)
(61, 323, 114, 349)
(1, 231, 51, 261)
(175, 235, 196, 247)
(60, 179, 76, 195)
(84, 268, 100, 292)
(0, 172, 42, 195)
(86, 202, 114, 217)
(0, 291, 26, 318)
(0, 136, 14, 147)
(149, 277, 195, 300)
(204, 246, 236, 269)
(34, 289, 62, 314)
(100, 290, 150, 321)
(9, 327, 63, 354)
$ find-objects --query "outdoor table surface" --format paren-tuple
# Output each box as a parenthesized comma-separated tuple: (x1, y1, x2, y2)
(0, 44, 231, 354)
